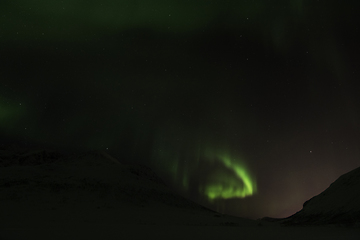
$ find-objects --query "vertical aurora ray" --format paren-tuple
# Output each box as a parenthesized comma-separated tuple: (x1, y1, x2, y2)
(0, 98, 24, 129)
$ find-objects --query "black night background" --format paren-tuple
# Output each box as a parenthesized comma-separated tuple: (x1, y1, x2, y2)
(1, 0, 360, 220)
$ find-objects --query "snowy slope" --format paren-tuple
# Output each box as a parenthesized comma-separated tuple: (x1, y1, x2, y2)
(282, 166, 360, 225)
(0, 148, 253, 227)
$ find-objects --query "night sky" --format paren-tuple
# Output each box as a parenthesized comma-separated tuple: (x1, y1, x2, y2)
(1, 1, 360, 219)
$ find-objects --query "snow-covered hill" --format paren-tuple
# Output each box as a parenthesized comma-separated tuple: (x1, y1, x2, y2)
(0, 148, 252, 227)
(281, 166, 360, 225)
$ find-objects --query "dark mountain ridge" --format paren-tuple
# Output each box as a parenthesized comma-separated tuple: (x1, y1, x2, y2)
(263, 166, 360, 226)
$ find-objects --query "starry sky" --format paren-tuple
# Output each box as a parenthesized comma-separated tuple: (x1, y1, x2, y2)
(1, 0, 360, 219)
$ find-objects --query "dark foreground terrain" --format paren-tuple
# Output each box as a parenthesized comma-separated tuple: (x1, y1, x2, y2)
(0, 148, 359, 239)
(263, 165, 360, 227)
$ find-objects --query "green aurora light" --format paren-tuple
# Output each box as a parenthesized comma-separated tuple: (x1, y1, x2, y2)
(1, 0, 307, 42)
(202, 149, 256, 200)
(0, 99, 24, 129)
(152, 130, 257, 202)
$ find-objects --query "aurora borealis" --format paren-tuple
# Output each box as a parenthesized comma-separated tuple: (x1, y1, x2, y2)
(152, 130, 257, 202)
(1, 1, 360, 219)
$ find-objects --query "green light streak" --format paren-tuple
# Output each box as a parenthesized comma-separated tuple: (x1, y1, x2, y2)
(182, 172, 189, 190)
